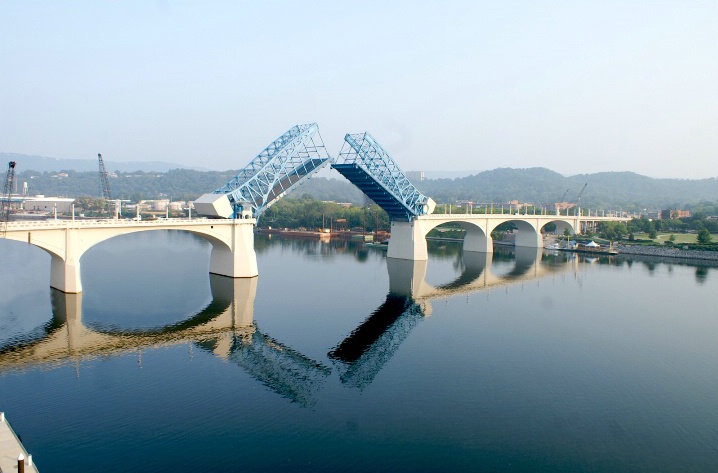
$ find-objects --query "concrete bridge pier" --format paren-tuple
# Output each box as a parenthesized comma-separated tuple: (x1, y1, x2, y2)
(462, 224, 493, 253)
(387, 221, 429, 260)
(51, 254, 82, 294)
(512, 220, 544, 248)
(208, 222, 258, 278)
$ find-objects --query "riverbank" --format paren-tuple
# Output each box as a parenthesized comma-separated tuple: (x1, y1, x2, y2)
(614, 243, 718, 261)
(426, 236, 718, 262)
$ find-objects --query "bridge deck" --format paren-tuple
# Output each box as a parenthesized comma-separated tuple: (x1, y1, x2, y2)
(2, 217, 250, 231)
(419, 213, 631, 221)
(332, 163, 414, 221)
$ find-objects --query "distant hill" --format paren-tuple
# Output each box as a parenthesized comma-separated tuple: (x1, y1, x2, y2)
(0, 152, 206, 173)
(406, 170, 482, 180)
(7, 162, 716, 211)
(414, 167, 718, 211)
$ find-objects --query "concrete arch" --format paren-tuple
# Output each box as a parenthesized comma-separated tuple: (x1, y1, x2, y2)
(389, 218, 493, 260)
(388, 216, 543, 260)
(2, 219, 258, 293)
(386, 213, 609, 261)
(427, 220, 492, 254)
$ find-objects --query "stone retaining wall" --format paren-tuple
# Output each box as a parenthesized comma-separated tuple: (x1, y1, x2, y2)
(614, 244, 718, 261)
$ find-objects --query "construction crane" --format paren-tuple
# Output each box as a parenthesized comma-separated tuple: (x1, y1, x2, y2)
(97, 153, 116, 218)
(558, 188, 570, 202)
(574, 183, 588, 215)
(2, 161, 17, 223)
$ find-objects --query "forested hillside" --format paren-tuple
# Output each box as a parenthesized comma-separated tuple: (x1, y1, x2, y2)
(12, 166, 717, 211)
(414, 168, 718, 211)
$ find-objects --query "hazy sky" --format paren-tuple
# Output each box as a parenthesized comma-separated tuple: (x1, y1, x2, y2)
(1, 1, 716, 179)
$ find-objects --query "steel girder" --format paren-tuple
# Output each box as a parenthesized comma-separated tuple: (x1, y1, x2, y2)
(213, 123, 331, 218)
(332, 132, 432, 221)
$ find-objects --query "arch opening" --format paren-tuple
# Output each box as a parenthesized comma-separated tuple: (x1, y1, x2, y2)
(80, 231, 216, 329)
(424, 220, 492, 254)
(541, 220, 575, 237)
(496, 219, 542, 248)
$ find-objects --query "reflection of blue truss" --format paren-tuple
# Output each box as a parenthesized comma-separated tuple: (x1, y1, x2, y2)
(329, 294, 424, 390)
(213, 123, 331, 218)
(332, 133, 432, 221)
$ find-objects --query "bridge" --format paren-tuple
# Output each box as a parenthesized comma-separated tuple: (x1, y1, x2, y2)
(1, 124, 332, 293)
(388, 212, 629, 260)
(1, 123, 630, 294)
(330, 131, 630, 260)
(1, 218, 257, 293)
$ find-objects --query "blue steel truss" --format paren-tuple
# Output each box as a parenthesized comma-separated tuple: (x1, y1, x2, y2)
(332, 133, 431, 221)
(214, 123, 331, 218)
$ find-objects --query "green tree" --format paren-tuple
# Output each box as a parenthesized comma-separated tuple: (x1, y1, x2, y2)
(648, 227, 658, 239)
(697, 229, 712, 244)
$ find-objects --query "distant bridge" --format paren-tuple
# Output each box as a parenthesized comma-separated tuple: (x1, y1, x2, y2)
(330, 131, 630, 260)
(388, 212, 630, 260)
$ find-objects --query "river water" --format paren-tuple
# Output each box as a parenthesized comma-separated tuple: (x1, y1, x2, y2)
(0, 232, 716, 472)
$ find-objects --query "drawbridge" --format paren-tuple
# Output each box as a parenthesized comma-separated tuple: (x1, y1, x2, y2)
(194, 126, 433, 222)
(332, 133, 435, 221)
(194, 123, 331, 219)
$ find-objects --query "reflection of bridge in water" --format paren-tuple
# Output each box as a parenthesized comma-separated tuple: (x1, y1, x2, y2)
(330, 248, 579, 389)
(0, 245, 582, 400)
(0, 275, 330, 406)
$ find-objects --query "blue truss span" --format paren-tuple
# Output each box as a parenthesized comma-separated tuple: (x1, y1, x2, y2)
(194, 123, 331, 219)
(332, 133, 435, 222)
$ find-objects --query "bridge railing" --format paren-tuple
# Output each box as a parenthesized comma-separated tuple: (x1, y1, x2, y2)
(423, 209, 632, 219)
(2, 217, 248, 230)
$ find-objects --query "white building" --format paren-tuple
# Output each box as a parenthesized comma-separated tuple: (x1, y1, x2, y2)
(22, 197, 76, 213)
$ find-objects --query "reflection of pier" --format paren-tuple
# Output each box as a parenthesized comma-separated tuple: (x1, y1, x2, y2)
(330, 250, 576, 388)
(397, 247, 567, 302)
(0, 275, 330, 406)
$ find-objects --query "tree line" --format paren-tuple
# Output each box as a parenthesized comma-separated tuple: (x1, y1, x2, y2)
(12, 166, 718, 212)
(595, 216, 715, 246)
